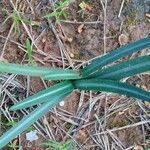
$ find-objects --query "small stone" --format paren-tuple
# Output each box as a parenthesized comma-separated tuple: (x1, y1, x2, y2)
(59, 101, 65, 106)
(26, 130, 38, 142)
(67, 37, 73, 43)
(70, 53, 74, 58)
(118, 34, 129, 46)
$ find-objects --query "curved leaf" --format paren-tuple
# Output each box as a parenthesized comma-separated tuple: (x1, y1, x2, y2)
(82, 37, 150, 77)
(73, 79, 150, 101)
(88, 55, 150, 80)
(10, 81, 74, 111)
(0, 62, 80, 80)
(0, 92, 72, 149)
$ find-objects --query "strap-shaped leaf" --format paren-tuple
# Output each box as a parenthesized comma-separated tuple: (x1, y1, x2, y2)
(0, 93, 71, 149)
(42, 72, 80, 80)
(10, 81, 74, 111)
(73, 79, 150, 101)
(88, 56, 150, 80)
(82, 37, 150, 77)
(0, 62, 80, 80)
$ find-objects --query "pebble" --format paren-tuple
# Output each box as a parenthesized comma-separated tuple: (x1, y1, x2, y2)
(26, 130, 39, 142)
(59, 101, 65, 106)
(118, 34, 129, 46)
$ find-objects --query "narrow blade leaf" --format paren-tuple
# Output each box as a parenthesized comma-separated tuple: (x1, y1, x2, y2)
(82, 37, 150, 77)
(88, 56, 150, 80)
(0, 93, 72, 149)
(25, 39, 34, 64)
(73, 79, 150, 101)
(42, 71, 80, 80)
(10, 81, 74, 111)
(43, 11, 57, 18)
(0, 62, 80, 80)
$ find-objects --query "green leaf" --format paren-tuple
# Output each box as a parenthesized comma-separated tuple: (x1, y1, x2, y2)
(62, 140, 73, 150)
(44, 11, 57, 18)
(25, 39, 34, 64)
(10, 81, 74, 111)
(73, 79, 150, 101)
(82, 37, 150, 77)
(42, 70, 80, 80)
(88, 55, 150, 80)
(42, 140, 62, 149)
(42, 140, 74, 150)
(0, 91, 72, 149)
(0, 62, 80, 80)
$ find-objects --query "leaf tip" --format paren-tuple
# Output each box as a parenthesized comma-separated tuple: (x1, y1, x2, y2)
(9, 105, 17, 111)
